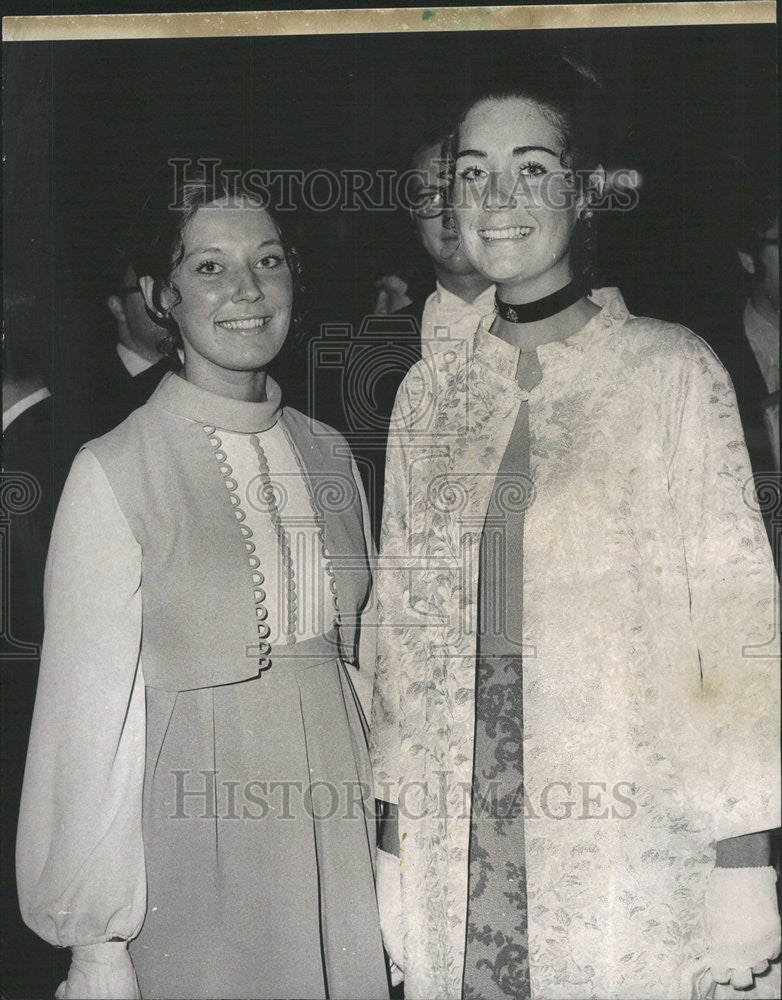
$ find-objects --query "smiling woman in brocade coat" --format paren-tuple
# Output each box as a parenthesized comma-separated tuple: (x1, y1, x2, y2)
(370, 56, 781, 1000)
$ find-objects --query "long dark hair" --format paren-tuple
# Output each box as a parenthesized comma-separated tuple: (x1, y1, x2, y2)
(129, 159, 307, 358)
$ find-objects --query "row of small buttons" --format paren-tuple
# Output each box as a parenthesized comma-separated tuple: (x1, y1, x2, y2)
(204, 425, 274, 671)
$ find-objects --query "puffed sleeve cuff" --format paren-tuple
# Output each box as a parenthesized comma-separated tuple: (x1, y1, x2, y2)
(72, 941, 130, 961)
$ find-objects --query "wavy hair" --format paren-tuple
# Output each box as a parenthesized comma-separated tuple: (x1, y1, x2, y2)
(129, 159, 307, 358)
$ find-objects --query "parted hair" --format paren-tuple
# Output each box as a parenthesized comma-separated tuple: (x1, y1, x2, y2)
(129, 160, 307, 358)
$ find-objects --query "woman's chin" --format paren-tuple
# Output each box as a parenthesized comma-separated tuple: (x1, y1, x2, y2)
(463, 246, 531, 285)
(475, 261, 532, 286)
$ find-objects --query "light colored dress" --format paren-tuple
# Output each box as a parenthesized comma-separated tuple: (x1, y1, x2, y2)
(371, 287, 781, 1000)
(18, 372, 389, 1000)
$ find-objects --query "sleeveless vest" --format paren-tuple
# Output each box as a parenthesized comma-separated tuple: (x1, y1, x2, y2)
(87, 376, 370, 692)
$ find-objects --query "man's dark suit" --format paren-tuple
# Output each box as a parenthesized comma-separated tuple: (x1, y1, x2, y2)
(308, 297, 427, 544)
(55, 349, 178, 495)
(1, 394, 70, 998)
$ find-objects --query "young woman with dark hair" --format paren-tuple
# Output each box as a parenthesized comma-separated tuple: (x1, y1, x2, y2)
(18, 163, 389, 1000)
(371, 57, 780, 1000)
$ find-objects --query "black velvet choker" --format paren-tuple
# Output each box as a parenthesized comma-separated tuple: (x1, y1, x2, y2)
(495, 279, 588, 323)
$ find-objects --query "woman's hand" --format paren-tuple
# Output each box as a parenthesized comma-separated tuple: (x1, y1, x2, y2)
(705, 866, 781, 989)
(376, 847, 404, 985)
(55, 942, 141, 999)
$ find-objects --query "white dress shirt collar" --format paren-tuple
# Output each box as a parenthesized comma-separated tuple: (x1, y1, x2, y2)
(116, 342, 157, 377)
(421, 282, 496, 349)
(2, 387, 51, 433)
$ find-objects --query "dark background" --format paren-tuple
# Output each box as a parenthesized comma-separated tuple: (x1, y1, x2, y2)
(3, 22, 778, 406)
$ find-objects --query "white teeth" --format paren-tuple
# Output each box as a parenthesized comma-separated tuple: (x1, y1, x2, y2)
(216, 317, 270, 330)
(480, 226, 533, 240)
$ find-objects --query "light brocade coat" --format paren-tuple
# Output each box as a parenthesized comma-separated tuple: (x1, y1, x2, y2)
(370, 288, 780, 1000)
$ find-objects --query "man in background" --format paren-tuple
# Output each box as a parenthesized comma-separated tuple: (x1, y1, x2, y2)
(49, 253, 179, 496)
(374, 132, 494, 348)
(1, 279, 70, 998)
(351, 134, 494, 538)
(734, 193, 779, 474)
(96, 253, 179, 434)
(704, 177, 779, 568)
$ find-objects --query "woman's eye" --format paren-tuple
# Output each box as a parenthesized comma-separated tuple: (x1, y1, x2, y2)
(519, 161, 547, 177)
(256, 254, 285, 269)
(457, 165, 488, 181)
(195, 260, 223, 275)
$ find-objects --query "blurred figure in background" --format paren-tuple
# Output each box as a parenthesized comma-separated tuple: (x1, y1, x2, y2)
(50, 251, 180, 497)
(705, 175, 778, 478)
(341, 133, 494, 539)
(1, 277, 70, 998)
(703, 175, 779, 565)
(735, 186, 779, 474)
(97, 251, 180, 433)
(373, 131, 494, 340)
(2, 281, 52, 646)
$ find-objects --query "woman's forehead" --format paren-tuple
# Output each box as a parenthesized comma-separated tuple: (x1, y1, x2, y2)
(461, 96, 562, 153)
(182, 200, 279, 245)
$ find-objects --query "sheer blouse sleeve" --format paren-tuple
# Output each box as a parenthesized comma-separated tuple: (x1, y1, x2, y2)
(17, 447, 147, 947)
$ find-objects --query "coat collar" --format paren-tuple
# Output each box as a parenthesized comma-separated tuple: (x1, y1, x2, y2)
(473, 286, 631, 384)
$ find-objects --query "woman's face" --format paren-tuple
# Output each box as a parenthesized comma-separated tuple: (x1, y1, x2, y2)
(453, 97, 583, 296)
(164, 199, 293, 379)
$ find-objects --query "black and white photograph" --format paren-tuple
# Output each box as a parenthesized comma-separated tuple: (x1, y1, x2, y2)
(2, 4, 780, 999)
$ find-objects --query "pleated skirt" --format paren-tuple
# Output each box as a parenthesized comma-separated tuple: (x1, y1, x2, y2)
(130, 633, 389, 1000)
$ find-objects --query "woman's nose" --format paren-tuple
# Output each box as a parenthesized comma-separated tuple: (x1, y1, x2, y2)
(232, 268, 265, 302)
(484, 171, 518, 212)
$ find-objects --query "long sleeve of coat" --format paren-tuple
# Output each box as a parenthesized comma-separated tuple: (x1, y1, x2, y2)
(665, 335, 781, 842)
(17, 447, 147, 946)
(370, 366, 440, 808)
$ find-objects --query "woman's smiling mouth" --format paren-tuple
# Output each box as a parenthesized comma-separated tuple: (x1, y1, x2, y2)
(478, 226, 534, 241)
(215, 316, 272, 331)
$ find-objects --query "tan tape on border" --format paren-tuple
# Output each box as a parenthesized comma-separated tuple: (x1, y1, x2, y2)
(2, 3, 776, 43)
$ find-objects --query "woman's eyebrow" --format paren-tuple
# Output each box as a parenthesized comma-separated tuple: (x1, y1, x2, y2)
(185, 245, 222, 258)
(455, 145, 561, 158)
(183, 239, 282, 261)
(513, 145, 560, 157)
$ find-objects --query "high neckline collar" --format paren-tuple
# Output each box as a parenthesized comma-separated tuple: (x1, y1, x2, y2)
(149, 371, 283, 433)
(473, 287, 630, 383)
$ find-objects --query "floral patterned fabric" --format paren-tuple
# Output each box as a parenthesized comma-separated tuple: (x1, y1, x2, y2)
(370, 288, 781, 1000)
(463, 649, 530, 1000)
